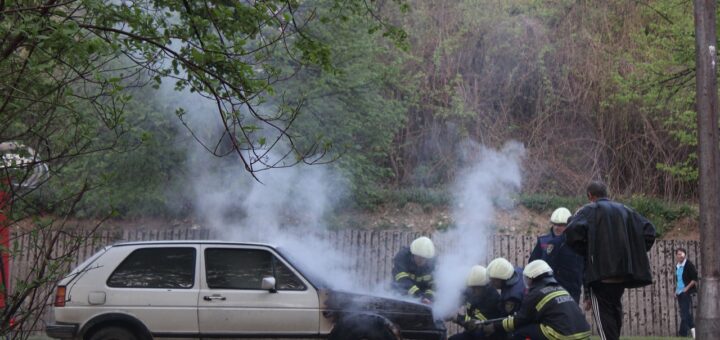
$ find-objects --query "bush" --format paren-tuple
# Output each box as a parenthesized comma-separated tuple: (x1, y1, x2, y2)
(520, 193, 696, 237)
(519, 194, 586, 213)
(625, 195, 696, 236)
(377, 187, 451, 208)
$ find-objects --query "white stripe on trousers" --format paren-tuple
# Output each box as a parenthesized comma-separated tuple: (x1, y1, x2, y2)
(590, 287, 607, 340)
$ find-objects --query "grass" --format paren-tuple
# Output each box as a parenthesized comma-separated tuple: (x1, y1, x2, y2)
(27, 334, 689, 340)
(591, 337, 687, 340)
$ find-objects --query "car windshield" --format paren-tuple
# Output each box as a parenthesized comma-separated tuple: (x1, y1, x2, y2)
(275, 247, 332, 289)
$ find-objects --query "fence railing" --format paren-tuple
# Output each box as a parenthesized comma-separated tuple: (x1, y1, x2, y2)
(8, 228, 698, 337)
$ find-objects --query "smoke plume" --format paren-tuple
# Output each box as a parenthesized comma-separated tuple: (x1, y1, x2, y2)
(432, 140, 525, 318)
(158, 79, 526, 312)
(155, 79, 369, 291)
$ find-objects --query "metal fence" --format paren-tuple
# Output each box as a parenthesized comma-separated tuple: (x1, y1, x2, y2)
(9, 228, 698, 337)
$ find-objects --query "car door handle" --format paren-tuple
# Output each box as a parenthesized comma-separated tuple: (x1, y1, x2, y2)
(203, 295, 227, 301)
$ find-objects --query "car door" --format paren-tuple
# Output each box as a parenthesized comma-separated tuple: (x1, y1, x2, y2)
(197, 244, 320, 337)
(103, 245, 200, 336)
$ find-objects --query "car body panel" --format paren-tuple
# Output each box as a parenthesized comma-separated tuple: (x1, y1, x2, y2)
(197, 244, 320, 336)
(58, 244, 202, 335)
(47, 240, 444, 340)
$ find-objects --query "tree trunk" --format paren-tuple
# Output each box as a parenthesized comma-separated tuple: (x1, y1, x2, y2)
(693, 0, 720, 338)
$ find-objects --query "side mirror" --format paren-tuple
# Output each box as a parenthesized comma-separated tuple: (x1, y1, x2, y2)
(261, 276, 277, 293)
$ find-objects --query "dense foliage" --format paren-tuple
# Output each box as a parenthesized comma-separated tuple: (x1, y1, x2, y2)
(2, 1, 711, 336)
(3, 0, 711, 217)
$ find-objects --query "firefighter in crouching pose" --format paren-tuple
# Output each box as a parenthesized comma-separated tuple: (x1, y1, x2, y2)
(449, 265, 503, 340)
(391, 236, 436, 304)
(481, 260, 591, 340)
(487, 257, 526, 316)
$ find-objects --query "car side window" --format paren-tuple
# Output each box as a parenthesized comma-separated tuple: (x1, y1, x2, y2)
(205, 248, 305, 290)
(107, 247, 196, 289)
(273, 257, 305, 290)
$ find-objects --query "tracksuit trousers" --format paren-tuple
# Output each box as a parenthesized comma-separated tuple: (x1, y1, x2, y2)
(589, 282, 625, 340)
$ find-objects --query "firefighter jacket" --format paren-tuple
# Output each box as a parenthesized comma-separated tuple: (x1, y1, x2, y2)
(460, 285, 503, 323)
(565, 198, 657, 289)
(391, 247, 435, 299)
(492, 277, 591, 340)
(499, 267, 526, 316)
(529, 228, 584, 301)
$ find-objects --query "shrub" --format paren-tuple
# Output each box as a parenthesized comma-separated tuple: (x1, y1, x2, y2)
(520, 193, 696, 237)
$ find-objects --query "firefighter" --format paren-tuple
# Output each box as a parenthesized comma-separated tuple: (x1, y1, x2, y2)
(391, 236, 436, 303)
(449, 265, 503, 340)
(529, 207, 584, 302)
(482, 260, 591, 340)
(486, 257, 525, 316)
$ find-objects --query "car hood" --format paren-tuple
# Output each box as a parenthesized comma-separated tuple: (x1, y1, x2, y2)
(320, 289, 442, 332)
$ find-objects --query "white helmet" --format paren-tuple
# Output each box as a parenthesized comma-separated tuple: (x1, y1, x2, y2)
(410, 236, 435, 259)
(487, 258, 514, 280)
(466, 265, 490, 287)
(550, 207, 572, 225)
(523, 260, 553, 279)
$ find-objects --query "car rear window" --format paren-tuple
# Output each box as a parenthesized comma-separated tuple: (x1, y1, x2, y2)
(107, 247, 196, 289)
(205, 248, 305, 290)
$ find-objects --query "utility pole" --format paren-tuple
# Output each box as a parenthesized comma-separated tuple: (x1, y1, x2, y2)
(693, 0, 720, 338)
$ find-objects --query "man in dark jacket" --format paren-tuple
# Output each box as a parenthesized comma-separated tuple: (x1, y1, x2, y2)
(529, 207, 584, 302)
(565, 181, 657, 340)
(483, 260, 591, 340)
(675, 247, 698, 338)
(391, 236, 436, 303)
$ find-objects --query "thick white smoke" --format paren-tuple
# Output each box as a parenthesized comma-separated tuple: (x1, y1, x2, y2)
(432, 140, 525, 318)
(157, 80, 368, 292)
(158, 79, 525, 309)
(195, 154, 361, 291)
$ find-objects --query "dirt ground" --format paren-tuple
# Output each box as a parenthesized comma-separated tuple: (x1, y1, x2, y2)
(63, 203, 698, 240)
(657, 216, 700, 240)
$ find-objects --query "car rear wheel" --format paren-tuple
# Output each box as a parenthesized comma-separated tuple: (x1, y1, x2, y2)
(88, 326, 138, 340)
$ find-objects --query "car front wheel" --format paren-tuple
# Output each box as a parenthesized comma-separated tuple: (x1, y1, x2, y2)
(330, 317, 398, 340)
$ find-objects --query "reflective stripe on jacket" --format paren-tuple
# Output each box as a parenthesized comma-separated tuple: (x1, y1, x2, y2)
(494, 277, 591, 340)
(529, 228, 584, 301)
(391, 247, 435, 298)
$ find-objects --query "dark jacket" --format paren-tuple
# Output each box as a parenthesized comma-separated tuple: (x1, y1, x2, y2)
(565, 198, 657, 288)
(493, 276, 591, 339)
(529, 228, 584, 301)
(677, 259, 698, 294)
(499, 267, 526, 316)
(391, 247, 435, 299)
(461, 285, 503, 322)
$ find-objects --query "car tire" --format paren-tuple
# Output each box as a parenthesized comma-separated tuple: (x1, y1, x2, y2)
(331, 317, 397, 340)
(87, 326, 138, 340)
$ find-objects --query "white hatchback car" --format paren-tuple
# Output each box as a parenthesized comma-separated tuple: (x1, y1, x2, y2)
(46, 241, 445, 340)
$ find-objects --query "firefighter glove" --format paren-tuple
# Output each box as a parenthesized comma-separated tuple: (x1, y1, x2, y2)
(482, 323, 495, 335)
(464, 320, 478, 331)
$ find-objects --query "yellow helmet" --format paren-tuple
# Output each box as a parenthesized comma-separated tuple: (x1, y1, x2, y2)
(550, 207, 572, 225)
(487, 257, 514, 280)
(466, 265, 489, 287)
(410, 236, 435, 259)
